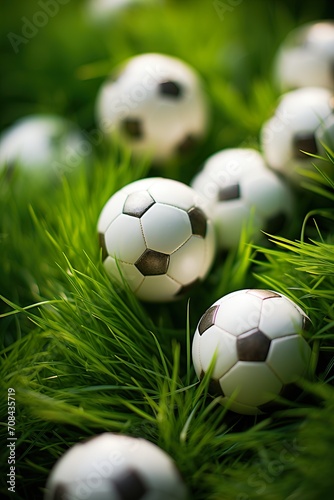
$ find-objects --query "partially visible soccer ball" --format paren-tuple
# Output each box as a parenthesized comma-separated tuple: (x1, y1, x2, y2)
(260, 87, 334, 183)
(192, 289, 312, 415)
(274, 21, 334, 91)
(191, 148, 293, 249)
(95, 53, 209, 164)
(98, 177, 215, 302)
(44, 433, 187, 500)
(0, 115, 86, 178)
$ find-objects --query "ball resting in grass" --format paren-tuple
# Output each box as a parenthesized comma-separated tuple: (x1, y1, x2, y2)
(260, 87, 334, 184)
(191, 148, 294, 249)
(274, 20, 334, 91)
(95, 53, 210, 164)
(44, 433, 188, 500)
(192, 289, 312, 415)
(0, 115, 87, 182)
(98, 177, 216, 302)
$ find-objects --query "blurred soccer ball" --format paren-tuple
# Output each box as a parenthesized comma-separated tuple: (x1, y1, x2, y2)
(274, 21, 334, 91)
(45, 433, 187, 500)
(191, 148, 293, 249)
(95, 53, 209, 164)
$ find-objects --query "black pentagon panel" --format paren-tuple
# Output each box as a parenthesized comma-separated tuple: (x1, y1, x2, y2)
(188, 206, 207, 238)
(247, 289, 280, 300)
(279, 382, 303, 401)
(51, 483, 69, 500)
(208, 378, 225, 397)
(218, 183, 240, 202)
(177, 134, 199, 154)
(198, 305, 220, 335)
(264, 212, 287, 234)
(98, 232, 108, 261)
(293, 132, 318, 158)
(176, 279, 200, 298)
(258, 383, 302, 413)
(135, 249, 170, 276)
(237, 328, 271, 362)
(257, 397, 279, 414)
(113, 468, 147, 500)
(123, 191, 155, 218)
(122, 118, 143, 139)
(158, 80, 183, 98)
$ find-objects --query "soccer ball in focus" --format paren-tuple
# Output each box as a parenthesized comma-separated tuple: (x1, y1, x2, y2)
(260, 87, 334, 183)
(191, 148, 293, 249)
(95, 53, 209, 164)
(274, 21, 334, 91)
(192, 289, 311, 415)
(98, 177, 215, 302)
(0, 115, 85, 178)
(44, 433, 187, 500)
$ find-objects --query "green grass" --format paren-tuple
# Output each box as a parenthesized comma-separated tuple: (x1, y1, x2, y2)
(1, 0, 334, 498)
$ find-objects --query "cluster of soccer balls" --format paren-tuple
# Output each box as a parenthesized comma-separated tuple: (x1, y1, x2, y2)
(2, 18, 328, 499)
(44, 287, 312, 499)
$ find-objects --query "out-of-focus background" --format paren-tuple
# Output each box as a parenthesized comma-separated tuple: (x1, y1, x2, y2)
(1, 0, 332, 179)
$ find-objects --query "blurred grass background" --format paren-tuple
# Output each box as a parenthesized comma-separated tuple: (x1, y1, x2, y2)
(1, 1, 334, 499)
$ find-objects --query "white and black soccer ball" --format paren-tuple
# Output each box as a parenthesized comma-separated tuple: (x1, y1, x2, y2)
(192, 289, 312, 415)
(0, 115, 86, 178)
(44, 433, 187, 500)
(98, 177, 216, 302)
(260, 87, 334, 184)
(274, 21, 334, 91)
(95, 53, 209, 164)
(191, 148, 293, 249)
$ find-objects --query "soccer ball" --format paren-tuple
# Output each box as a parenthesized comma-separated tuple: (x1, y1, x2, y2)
(98, 177, 216, 302)
(274, 21, 334, 91)
(192, 289, 312, 415)
(44, 433, 187, 500)
(0, 115, 86, 179)
(191, 148, 293, 249)
(260, 87, 334, 183)
(95, 53, 209, 164)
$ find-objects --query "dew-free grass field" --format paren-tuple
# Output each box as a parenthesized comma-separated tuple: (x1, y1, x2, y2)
(1, 1, 334, 498)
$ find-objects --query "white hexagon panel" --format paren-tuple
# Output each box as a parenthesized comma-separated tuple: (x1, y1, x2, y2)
(98, 177, 216, 302)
